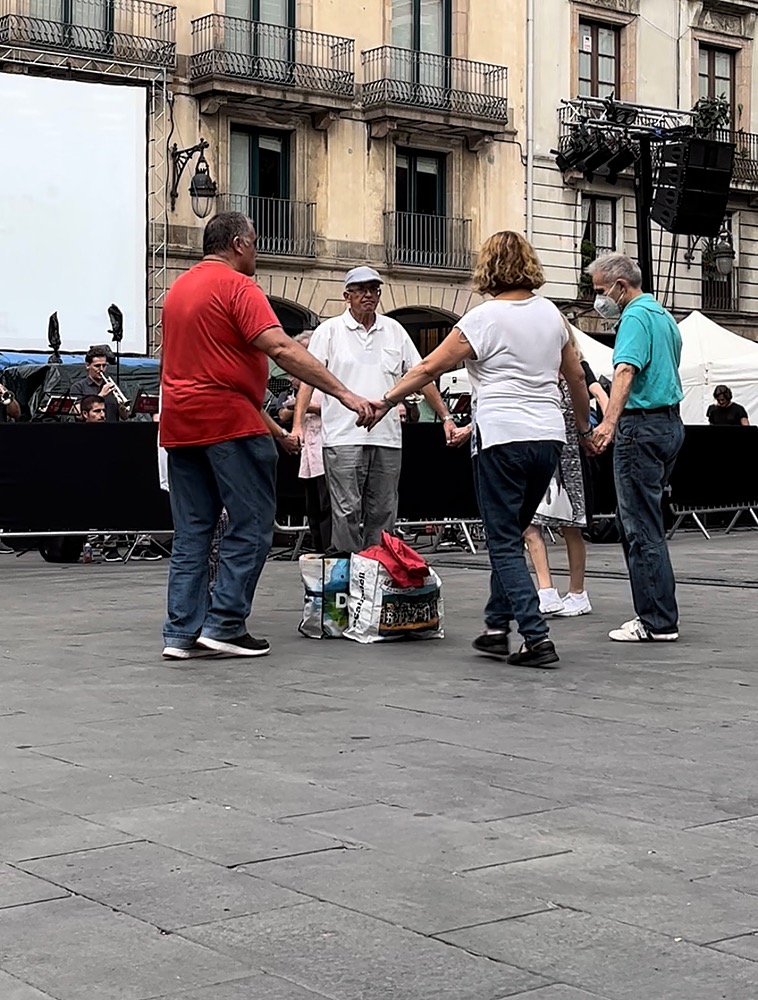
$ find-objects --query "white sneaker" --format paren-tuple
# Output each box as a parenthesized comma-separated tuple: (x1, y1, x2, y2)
(554, 592, 592, 617)
(608, 617, 679, 642)
(538, 588, 565, 615)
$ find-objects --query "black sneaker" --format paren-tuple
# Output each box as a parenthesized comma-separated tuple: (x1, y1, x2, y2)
(135, 547, 162, 561)
(196, 633, 270, 657)
(103, 549, 123, 563)
(472, 631, 510, 658)
(507, 639, 560, 668)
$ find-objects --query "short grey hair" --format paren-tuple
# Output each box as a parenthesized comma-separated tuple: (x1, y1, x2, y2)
(586, 253, 642, 288)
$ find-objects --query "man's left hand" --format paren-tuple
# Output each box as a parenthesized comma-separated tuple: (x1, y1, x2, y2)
(365, 399, 391, 431)
(588, 421, 615, 454)
(278, 432, 301, 456)
(442, 418, 457, 445)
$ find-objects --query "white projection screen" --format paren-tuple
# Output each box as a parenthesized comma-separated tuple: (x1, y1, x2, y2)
(0, 75, 147, 354)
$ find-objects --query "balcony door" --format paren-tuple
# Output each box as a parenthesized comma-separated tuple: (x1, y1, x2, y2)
(230, 128, 291, 253)
(391, 0, 451, 106)
(29, 0, 114, 54)
(578, 20, 620, 99)
(225, 0, 295, 83)
(699, 45, 735, 125)
(395, 150, 447, 266)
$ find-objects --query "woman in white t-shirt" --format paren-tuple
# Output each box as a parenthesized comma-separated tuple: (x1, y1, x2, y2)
(371, 231, 591, 668)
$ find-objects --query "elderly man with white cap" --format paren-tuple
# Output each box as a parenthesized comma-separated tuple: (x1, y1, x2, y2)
(293, 265, 454, 552)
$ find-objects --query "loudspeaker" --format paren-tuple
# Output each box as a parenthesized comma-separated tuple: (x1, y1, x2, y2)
(650, 138, 735, 237)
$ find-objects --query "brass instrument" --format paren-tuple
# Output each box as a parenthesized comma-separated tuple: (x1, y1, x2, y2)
(101, 373, 129, 407)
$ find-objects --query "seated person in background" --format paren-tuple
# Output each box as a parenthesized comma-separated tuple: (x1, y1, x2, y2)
(707, 385, 749, 426)
(70, 347, 129, 422)
(270, 377, 300, 428)
(0, 381, 21, 422)
(81, 395, 106, 422)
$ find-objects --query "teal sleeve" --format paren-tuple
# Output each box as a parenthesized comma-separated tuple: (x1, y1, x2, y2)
(613, 315, 652, 371)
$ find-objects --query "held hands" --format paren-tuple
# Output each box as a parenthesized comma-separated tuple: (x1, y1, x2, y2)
(448, 423, 473, 448)
(442, 418, 457, 446)
(341, 391, 377, 428)
(278, 432, 301, 456)
(585, 420, 615, 455)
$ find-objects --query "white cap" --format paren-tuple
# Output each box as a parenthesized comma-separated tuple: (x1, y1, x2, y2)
(344, 266, 383, 288)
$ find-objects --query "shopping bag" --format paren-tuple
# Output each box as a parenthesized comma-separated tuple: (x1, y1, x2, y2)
(359, 531, 429, 589)
(344, 553, 444, 644)
(535, 469, 575, 524)
(298, 555, 350, 639)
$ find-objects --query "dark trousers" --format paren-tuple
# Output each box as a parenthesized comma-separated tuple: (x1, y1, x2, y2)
(476, 440, 563, 644)
(303, 475, 332, 553)
(164, 434, 277, 648)
(614, 409, 685, 634)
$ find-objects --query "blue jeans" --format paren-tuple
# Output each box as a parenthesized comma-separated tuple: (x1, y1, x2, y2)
(614, 408, 684, 634)
(476, 440, 563, 644)
(164, 434, 277, 648)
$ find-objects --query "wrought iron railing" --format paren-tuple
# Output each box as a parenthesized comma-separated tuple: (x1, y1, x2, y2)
(219, 194, 316, 257)
(702, 268, 740, 312)
(715, 129, 758, 183)
(385, 211, 472, 270)
(191, 16, 354, 98)
(362, 46, 508, 122)
(0, 0, 176, 66)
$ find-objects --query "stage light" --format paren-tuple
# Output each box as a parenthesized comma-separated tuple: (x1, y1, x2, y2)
(170, 139, 218, 218)
(577, 138, 616, 182)
(603, 98, 638, 127)
(605, 144, 639, 184)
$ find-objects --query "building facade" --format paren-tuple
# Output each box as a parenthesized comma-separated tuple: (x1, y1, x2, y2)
(3, 0, 758, 351)
(532, 0, 758, 342)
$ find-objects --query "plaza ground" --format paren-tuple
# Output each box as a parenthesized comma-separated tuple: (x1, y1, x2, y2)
(1, 532, 758, 999)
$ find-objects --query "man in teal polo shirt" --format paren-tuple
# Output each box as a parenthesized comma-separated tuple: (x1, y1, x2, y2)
(587, 253, 684, 642)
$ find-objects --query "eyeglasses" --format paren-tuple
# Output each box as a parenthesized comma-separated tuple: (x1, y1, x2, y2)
(347, 285, 381, 296)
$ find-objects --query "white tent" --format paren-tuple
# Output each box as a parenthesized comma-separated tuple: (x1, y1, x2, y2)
(677, 311, 758, 425)
(572, 326, 614, 381)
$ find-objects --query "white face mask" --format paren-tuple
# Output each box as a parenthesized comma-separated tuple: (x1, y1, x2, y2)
(593, 281, 623, 321)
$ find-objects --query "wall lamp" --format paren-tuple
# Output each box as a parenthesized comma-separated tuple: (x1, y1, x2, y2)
(684, 223, 735, 276)
(170, 139, 218, 219)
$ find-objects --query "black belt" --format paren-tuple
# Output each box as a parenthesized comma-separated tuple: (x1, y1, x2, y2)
(622, 404, 680, 417)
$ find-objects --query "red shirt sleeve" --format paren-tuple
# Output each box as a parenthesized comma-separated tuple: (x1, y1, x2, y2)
(230, 278, 280, 344)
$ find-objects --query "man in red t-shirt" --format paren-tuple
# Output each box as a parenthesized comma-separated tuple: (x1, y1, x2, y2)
(160, 212, 373, 660)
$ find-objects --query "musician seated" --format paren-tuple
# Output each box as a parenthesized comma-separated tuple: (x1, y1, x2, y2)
(80, 395, 106, 422)
(0, 381, 21, 422)
(70, 348, 128, 422)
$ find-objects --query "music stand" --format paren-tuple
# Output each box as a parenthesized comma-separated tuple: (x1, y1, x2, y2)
(108, 304, 124, 390)
(131, 390, 160, 418)
(38, 394, 78, 419)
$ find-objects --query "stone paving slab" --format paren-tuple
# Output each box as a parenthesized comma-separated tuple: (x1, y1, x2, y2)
(0, 793, 138, 864)
(0, 896, 257, 1000)
(437, 908, 758, 1000)
(246, 845, 551, 935)
(287, 802, 567, 871)
(10, 770, 184, 817)
(147, 976, 334, 999)
(85, 799, 346, 867)
(180, 901, 549, 1000)
(0, 970, 59, 1000)
(21, 842, 309, 930)
(0, 865, 69, 909)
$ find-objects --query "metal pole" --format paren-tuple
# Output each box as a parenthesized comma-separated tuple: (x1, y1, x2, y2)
(634, 135, 655, 294)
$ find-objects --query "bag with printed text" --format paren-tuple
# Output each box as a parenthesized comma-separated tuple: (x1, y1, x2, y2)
(344, 533, 444, 644)
(298, 554, 351, 639)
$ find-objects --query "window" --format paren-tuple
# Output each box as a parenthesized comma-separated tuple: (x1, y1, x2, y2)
(699, 45, 735, 120)
(230, 128, 291, 252)
(391, 0, 450, 54)
(224, 0, 295, 80)
(580, 196, 616, 298)
(29, 0, 114, 53)
(578, 20, 620, 99)
(393, 150, 451, 266)
(391, 0, 451, 97)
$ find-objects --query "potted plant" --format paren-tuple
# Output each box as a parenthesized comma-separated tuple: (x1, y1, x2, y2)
(691, 94, 731, 138)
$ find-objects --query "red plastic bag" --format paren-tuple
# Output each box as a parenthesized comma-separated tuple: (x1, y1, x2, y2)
(358, 531, 429, 589)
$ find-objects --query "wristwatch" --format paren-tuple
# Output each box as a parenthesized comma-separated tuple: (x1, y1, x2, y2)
(442, 415, 454, 423)
(382, 393, 398, 408)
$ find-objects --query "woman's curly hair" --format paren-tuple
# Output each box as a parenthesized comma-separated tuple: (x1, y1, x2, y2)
(472, 231, 545, 296)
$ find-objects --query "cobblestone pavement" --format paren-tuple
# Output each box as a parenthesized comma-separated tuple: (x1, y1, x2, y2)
(1, 533, 757, 999)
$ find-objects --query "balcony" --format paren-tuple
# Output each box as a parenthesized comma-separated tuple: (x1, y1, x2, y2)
(0, 0, 176, 68)
(384, 211, 472, 271)
(219, 194, 316, 258)
(362, 46, 508, 142)
(190, 16, 354, 117)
